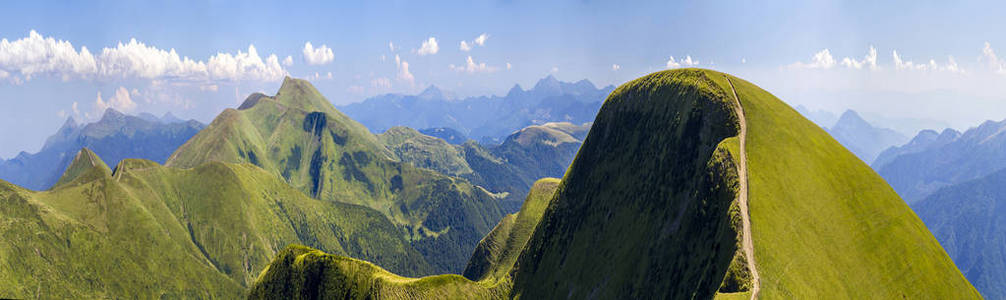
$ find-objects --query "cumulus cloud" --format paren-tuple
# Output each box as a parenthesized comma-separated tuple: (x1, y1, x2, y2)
(371, 77, 391, 89)
(0, 30, 288, 83)
(395, 55, 414, 84)
(302, 42, 334, 65)
(450, 56, 497, 73)
(283, 55, 294, 66)
(790, 49, 835, 69)
(416, 37, 439, 56)
(981, 42, 1006, 74)
(840, 46, 878, 70)
(94, 86, 137, 113)
(474, 33, 488, 46)
(459, 33, 489, 52)
(892, 50, 962, 73)
(205, 45, 286, 81)
(98, 38, 208, 79)
(0, 30, 97, 80)
(666, 55, 699, 69)
(612, 64, 621, 71)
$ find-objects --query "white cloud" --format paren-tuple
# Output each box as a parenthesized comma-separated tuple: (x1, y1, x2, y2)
(302, 42, 334, 65)
(981, 42, 1006, 74)
(840, 46, 878, 70)
(416, 37, 439, 56)
(371, 77, 391, 89)
(612, 64, 621, 71)
(98, 38, 209, 79)
(790, 49, 835, 69)
(0, 30, 289, 83)
(449, 56, 497, 73)
(95, 86, 137, 113)
(283, 55, 294, 66)
(395, 55, 414, 84)
(326, 72, 333, 79)
(459, 33, 489, 52)
(550, 66, 559, 73)
(474, 33, 489, 46)
(388, 41, 395, 52)
(506, 62, 512, 70)
(891, 50, 961, 73)
(0, 30, 97, 80)
(205, 45, 286, 81)
(666, 55, 699, 69)
(72, 101, 80, 115)
(742, 58, 747, 64)
(0, 69, 7, 79)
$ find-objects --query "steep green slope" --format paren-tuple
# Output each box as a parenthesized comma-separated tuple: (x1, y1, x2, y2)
(0, 149, 430, 298)
(167, 77, 504, 274)
(248, 69, 977, 299)
(914, 169, 1006, 299)
(716, 71, 978, 298)
(510, 69, 744, 299)
(462, 178, 560, 282)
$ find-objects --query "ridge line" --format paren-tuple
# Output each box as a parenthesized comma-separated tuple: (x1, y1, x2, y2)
(725, 75, 760, 300)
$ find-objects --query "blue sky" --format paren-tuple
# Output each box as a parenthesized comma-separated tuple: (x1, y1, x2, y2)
(2, 0, 1006, 157)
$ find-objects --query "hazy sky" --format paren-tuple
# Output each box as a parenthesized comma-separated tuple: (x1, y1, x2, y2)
(2, 0, 1006, 157)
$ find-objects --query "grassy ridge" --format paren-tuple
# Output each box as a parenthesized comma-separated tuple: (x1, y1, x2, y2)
(462, 178, 560, 282)
(167, 77, 505, 274)
(0, 149, 432, 298)
(247, 177, 562, 299)
(709, 70, 980, 298)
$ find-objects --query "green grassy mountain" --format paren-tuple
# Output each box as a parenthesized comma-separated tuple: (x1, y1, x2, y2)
(461, 178, 560, 282)
(166, 77, 504, 274)
(249, 69, 978, 299)
(913, 168, 1006, 299)
(0, 148, 431, 298)
(246, 178, 562, 300)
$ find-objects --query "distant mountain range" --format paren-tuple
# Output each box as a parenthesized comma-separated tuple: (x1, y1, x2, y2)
(874, 118, 1006, 204)
(825, 110, 908, 164)
(380, 121, 588, 212)
(914, 169, 1006, 299)
(0, 109, 204, 190)
(339, 75, 614, 143)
